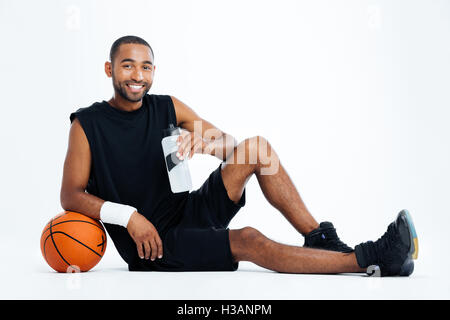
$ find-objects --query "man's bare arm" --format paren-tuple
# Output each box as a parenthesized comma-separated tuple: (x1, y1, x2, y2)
(60, 118, 104, 219)
(171, 96, 237, 161)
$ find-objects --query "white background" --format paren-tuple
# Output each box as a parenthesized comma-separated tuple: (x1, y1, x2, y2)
(0, 0, 449, 299)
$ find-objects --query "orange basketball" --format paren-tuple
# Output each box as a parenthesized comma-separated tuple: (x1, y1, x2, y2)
(40, 211, 107, 273)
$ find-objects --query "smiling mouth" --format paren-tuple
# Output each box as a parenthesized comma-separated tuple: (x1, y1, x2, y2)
(126, 83, 145, 93)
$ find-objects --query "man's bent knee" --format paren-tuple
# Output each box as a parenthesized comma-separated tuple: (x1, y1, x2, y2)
(228, 136, 279, 176)
(229, 227, 263, 262)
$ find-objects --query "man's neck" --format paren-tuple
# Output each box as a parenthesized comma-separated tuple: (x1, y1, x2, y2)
(108, 94, 143, 112)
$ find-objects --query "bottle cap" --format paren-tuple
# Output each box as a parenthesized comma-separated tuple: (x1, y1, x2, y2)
(163, 124, 180, 137)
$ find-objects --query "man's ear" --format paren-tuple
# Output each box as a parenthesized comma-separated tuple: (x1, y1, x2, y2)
(105, 61, 112, 78)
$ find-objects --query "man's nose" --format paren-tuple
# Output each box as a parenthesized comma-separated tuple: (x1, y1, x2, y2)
(131, 69, 144, 81)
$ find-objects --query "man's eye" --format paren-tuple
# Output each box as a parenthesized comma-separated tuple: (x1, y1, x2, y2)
(144, 66, 151, 70)
(123, 65, 131, 68)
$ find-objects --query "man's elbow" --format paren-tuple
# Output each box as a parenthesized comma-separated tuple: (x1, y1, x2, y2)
(60, 189, 82, 210)
(60, 191, 72, 210)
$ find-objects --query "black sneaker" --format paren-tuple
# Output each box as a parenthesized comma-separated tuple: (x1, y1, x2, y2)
(354, 209, 419, 277)
(303, 222, 354, 253)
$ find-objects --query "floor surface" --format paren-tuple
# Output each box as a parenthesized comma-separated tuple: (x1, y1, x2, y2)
(2, 245, 448, 300)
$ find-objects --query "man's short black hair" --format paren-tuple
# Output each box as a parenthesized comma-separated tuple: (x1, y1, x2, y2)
(109, 35, 154, 64)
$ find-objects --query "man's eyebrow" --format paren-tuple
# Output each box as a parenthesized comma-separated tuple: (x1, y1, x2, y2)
(120, 58, 153, 65)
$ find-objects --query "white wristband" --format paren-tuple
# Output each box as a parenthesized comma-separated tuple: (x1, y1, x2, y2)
(100, 201, 136, 228)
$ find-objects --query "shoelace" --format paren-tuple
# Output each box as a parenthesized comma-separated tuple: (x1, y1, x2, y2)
(372, 223, 397, 264)
(322, 228, 353, 251)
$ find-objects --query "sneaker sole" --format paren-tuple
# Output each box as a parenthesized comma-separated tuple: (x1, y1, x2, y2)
(399, 209, 419, 260)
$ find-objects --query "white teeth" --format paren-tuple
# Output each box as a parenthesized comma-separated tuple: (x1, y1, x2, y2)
(129, 85, 143, 89)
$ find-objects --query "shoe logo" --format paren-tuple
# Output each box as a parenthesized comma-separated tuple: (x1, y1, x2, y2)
(321, 233, 326, 239)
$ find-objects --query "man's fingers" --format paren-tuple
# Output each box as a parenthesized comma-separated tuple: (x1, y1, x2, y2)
(178, 130, 190, 148)
(136, 242, 144, 259)
(143, 241, 151, 260)
(178, 145, 191, 159)
(149, 238, 158, 261)
(190, 137, 203, 158)
(156, 236, 163, 259)
(182, 135, 202, 159)
(180, 129, 191, 138)
(178, 134, 193, 158)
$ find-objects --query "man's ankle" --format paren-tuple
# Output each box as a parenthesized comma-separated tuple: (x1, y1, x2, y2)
(302, 222, 320, 237)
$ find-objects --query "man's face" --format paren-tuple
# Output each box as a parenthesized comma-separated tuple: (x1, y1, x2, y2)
(107, 43, 154, 102)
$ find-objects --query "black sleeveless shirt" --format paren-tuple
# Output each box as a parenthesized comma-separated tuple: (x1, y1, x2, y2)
(69, 94, 189, 265)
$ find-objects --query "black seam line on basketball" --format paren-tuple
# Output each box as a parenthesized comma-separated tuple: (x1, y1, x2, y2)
(43, 233, 67, 266)
(42, 220, 105, 235)
(42, 220, 106, 236)
(42, 240, 50, 266)
(50, 211, 105, 226)
(49, 219, 72, 268)
(47, 231, 102, 258)
(41, 216, 63, 237)
(43, 232, 103, 259)
(97, 234, 106, 253)
(43, 220, 105, 257)
(51, 213, 68, 224)
(40, 215, 86, 237)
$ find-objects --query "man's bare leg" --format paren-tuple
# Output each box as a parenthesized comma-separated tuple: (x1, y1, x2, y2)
(221, 136, 319, 236)
(229, 227, 365, 274)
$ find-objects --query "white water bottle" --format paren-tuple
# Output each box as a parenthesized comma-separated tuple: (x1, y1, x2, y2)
(161, 124, 193, 193)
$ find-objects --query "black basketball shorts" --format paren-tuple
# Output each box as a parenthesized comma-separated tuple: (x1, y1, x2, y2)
(129, 162, 246, 272)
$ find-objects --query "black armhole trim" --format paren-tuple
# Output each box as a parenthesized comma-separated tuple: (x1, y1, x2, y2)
(167, 96, 178, 127)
